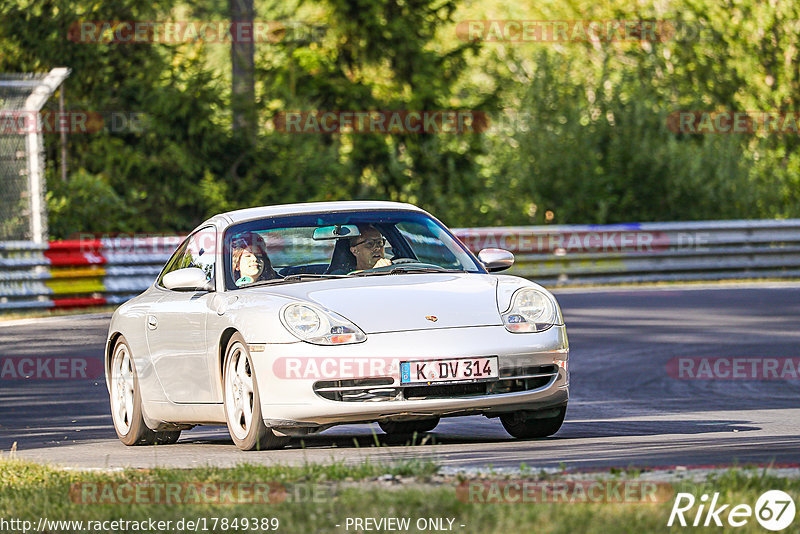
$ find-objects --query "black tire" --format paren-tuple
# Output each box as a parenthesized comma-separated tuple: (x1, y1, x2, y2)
(155, 431, 182, 445)
(379, 417, 440, 436)
(110, 336, 157, 446)
(223, 333, 289, 451)
(500, 406, 566, 439)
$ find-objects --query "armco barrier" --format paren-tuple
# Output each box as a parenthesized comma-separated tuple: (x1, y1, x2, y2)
(1, 219, 799, 311)
(455, 219, 800, 285)
(1, 236, 180, 311)
(0, 241, 52, 309)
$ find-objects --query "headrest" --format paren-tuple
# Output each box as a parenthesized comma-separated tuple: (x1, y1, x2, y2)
(325, 239, 357, 274)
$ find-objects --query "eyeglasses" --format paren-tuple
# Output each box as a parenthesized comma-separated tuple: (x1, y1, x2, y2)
(353, 237, 387, 249)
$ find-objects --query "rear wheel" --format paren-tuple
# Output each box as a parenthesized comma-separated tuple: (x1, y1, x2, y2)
(500, 406, 566, 439)
(223, 333, 289, 451)
(110, 337, 178, 445)
(110, 336, 181, 445)
(379, 417, 440, 436)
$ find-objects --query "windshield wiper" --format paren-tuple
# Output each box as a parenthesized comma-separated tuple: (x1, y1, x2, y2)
(282, 273, 349, 281)
(245, 273, 348, 288)
(353, 266, 465, 276)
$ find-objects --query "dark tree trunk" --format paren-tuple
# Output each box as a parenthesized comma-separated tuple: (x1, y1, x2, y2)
(230, 0, 255, 138)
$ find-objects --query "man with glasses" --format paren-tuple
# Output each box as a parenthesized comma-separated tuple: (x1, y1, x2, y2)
(349, 225, 392, 271)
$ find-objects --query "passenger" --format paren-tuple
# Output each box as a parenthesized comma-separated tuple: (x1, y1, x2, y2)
(349, 225, 392, 271)
(231, 232, 279, 286)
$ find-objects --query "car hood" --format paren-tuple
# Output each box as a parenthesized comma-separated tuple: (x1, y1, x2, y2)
(252, 273, 503, 333)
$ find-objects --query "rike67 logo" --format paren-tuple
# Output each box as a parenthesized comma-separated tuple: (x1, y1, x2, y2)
(668, 490, 796, 531)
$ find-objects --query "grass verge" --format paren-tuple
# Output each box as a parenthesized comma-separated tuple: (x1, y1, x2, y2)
(1, 457, 798, 533)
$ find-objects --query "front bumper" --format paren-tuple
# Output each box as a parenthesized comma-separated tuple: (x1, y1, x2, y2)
(252, 324, 569, 427)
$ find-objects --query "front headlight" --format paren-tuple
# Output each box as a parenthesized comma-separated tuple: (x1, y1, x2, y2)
(281, 303, 366, 345)
(501, 287, 558, 333)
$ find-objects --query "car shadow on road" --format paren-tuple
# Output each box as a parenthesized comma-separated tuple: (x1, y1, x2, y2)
(174, 418, 760, 450)
(552, 419, 760, 439)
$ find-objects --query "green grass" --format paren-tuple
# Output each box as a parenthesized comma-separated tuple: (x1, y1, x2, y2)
(1, 457, 798, 533)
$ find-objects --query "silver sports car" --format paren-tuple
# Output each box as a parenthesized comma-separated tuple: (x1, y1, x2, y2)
(105, 201, 569, 450)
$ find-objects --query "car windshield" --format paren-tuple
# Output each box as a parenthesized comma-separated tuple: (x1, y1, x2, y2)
(223, 209, 483, 289)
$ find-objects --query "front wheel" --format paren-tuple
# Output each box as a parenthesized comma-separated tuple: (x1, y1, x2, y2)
(500, 406, 566, 439)
(223, 334, 289, 451)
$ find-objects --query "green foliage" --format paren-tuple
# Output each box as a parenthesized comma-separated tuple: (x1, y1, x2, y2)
(46, 169, 136, 237)
(1, 0, 798, 237)
(256, 0, 493, 226)
(476, 0, 800, 225)
(485, 49, 761, 225)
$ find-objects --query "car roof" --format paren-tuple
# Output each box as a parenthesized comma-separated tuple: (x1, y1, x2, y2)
(207, 200, 427, 227)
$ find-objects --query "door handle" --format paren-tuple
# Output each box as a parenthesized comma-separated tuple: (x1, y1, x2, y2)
(147, 315, 158, 330)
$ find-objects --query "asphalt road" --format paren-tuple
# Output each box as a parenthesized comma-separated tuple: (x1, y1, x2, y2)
(1, 283, 799, 470)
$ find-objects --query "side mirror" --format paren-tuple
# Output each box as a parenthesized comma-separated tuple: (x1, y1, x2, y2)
(162, 267, 214, 291)
(478, 248, 514, 273)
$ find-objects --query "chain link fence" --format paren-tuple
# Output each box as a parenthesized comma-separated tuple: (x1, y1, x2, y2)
(0, 69, 69, 243)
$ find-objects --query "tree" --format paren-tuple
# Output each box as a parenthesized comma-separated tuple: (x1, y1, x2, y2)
(230, 0, 256, 138)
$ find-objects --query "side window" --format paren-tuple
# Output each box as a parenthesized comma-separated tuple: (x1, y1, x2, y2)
(157, 227, 216, 287)
(157, 240, 190, 286)
(185, 229, 216, 282)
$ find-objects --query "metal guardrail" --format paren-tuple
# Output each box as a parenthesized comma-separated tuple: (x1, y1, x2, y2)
(455, 219, 800, 285)
(1, 219, 799, 311)
(0, 237, 179, 310)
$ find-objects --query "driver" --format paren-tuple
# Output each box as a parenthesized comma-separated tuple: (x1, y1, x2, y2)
(349, 225, 392, 271)
(231, 232, 279, 286)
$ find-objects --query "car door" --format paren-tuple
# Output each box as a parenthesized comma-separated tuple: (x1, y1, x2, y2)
(146, 227, 217, 403)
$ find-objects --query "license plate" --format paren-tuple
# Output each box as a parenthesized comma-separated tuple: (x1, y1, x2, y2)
(400, 356, 499, 385)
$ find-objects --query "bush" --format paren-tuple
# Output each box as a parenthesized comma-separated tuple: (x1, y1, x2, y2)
(47, 169, 136, 238)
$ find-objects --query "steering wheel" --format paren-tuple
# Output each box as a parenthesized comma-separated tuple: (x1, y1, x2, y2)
(349, 260, 446, 275)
